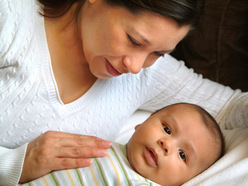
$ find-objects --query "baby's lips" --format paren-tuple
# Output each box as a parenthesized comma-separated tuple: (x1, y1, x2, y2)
(146, 146, 158, 166)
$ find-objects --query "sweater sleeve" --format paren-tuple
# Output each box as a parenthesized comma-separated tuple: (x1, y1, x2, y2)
(217, 92, 248, 129)
(140, 54, 246, 129)
(0, 144, 28, 186)
(0, 1, 29, 185)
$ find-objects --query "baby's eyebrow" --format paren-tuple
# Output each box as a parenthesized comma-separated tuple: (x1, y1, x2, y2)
(166, 114, 197, 165)
(167, 114, 178, 133)
(169, 114, 197, 164)
(185, 142, 197, 165)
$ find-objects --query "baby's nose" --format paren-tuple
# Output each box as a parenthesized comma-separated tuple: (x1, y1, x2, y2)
(158, 138, 175, 155)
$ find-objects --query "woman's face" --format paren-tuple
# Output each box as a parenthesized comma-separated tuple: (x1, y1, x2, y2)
(78, 0, 190, 79)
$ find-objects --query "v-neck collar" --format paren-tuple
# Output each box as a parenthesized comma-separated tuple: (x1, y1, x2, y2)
(37, 8, 106, 117)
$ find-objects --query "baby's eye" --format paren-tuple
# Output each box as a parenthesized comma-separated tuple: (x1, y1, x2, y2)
(179, 150, 187, 162)
(163, 124, 171, 134)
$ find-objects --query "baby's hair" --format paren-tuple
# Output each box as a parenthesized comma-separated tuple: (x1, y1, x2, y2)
(156, 103, 225, 161)
(190, 104, 225, 160)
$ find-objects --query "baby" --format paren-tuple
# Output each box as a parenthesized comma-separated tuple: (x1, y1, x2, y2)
(22, 103, 224, 186)
(127, 102, 224, 185)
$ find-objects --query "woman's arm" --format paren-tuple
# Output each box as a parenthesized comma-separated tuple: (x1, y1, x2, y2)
(217, 92, 248, 129)
(0, 2, 27, 185)
(140, 54, 245, 129)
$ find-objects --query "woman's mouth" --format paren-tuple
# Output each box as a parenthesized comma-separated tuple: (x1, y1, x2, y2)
(106, 60, 122, 77)
(144, 147, 158, 167)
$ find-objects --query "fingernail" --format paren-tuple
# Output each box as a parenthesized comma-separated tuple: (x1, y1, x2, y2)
(98, 149, 107, 156)
(84, 159, 91, 165)
(102, 140, 111, 147)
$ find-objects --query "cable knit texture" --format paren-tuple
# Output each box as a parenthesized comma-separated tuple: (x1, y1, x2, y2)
(0, 0, 246, 185)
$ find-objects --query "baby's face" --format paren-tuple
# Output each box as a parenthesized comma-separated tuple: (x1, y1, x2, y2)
(127, 104, 219, 186)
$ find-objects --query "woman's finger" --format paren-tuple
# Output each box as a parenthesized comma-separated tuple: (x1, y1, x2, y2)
(42, 131, 101, 140)
(41, 131, 111, 148)
(51, 158, 92, 170)
(54, 136, 111, 148)
(54, 146, 108, 158)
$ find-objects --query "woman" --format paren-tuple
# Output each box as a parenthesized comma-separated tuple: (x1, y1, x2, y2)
(0, 0, 246, 185)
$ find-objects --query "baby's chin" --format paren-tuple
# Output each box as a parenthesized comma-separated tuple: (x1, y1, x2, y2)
(137, 168, 198, 186)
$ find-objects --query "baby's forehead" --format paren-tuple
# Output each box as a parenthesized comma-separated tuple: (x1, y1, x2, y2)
(166, 103, 199, 110)
(160, 103, 202, 116)
(160, 104, 219, 160)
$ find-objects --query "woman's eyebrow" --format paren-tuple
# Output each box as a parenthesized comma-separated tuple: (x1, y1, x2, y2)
(129, 27, 150, 44)
(129, 27, 174, 53)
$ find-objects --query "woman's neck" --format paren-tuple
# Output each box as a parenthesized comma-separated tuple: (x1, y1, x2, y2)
(44, 3, 97, 104)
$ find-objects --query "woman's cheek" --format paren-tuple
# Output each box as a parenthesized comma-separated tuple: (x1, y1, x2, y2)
(143, 56, 160, 68)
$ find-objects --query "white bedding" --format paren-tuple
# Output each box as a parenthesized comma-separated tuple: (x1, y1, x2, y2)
(116, 110, 248, 186)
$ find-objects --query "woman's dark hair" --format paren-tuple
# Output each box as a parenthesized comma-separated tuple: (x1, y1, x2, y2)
(38, 0, 204, 27)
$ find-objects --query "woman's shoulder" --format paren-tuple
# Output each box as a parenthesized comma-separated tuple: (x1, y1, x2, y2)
(0, 1, 23, 31)
(0, 0, 41, 65)
(149, 54, 186, 76)
(0, 0, 39, 36)
(138, 54, 186, 88)
(0, 1, 20, 60)
(0, 0, 38, 16)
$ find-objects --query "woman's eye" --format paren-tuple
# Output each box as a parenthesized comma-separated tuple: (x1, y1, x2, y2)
(179, 150, 187, 162)
(163, 125, 171, 134)
(128, 35, 141, 47)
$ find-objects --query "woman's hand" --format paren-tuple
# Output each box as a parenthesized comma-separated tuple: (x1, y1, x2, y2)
(19, 131, 111, 183)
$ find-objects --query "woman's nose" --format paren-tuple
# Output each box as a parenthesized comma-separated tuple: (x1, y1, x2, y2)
(122, 53, 147, 74)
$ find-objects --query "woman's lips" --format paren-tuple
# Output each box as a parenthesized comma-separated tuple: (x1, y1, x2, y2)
(106, 61, 122, 76)
(144, 147, 158, 167)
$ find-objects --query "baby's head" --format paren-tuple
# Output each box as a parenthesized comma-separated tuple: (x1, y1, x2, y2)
(127, 103, 224, 186)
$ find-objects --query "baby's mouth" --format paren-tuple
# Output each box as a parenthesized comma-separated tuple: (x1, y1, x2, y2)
(145, 147, 158, 167)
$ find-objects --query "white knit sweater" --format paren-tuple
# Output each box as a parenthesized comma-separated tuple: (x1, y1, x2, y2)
(0, 0, 247, 185)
